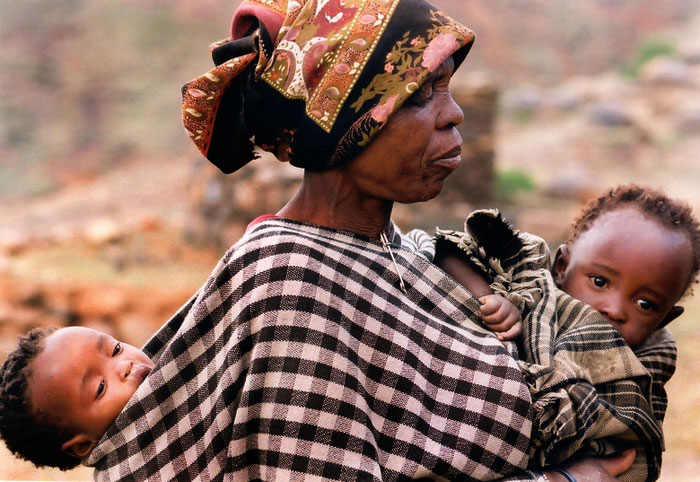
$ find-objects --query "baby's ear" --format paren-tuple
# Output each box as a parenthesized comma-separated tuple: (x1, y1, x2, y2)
(659, 305, 684, 329)
(61, 434, 96, 459)
(552, 244, 570, 284)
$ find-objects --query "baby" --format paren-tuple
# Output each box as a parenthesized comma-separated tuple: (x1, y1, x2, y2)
(440, 183, 700, 350)
(0, 326, 154, 470)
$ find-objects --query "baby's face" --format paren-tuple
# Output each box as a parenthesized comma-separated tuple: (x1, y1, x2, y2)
(28, 327, 154, 447)
(554, 207, 692, 348)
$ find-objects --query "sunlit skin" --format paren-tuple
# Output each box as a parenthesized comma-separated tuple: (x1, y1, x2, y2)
(341, 57, 464, 206)
(553, 207, 693, 348)
(28, 327, 154, 459)
(278, 57, 464, 238)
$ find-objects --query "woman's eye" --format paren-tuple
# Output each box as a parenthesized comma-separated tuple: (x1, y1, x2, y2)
(112, 343, 122, 357)
(96, 380, 105, 399)
(590, 276, 607, 288)
(408, 84, 434, 106)
(636, 299, 656, 311)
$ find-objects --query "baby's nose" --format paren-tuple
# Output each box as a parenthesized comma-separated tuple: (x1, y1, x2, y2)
(118, 360, 133, 379)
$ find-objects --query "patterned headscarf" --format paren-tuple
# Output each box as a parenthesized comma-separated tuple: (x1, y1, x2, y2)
(182, 0, 474, 173)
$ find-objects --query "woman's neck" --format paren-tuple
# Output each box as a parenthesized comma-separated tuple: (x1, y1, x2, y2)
(277, 170, 393, 239)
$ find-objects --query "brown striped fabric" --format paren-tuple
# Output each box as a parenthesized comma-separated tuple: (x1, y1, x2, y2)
(436, 210, 674, 482)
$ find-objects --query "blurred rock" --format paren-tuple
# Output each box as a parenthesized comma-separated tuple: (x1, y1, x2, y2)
(589, 101, 634, 127)
(501, 86, 545, 114)
(80, 317, 118, 338)
(138, 214, 162, 232)
(543, 166, 598, 202)
(639, 57, 696, 87)
(85, 218, 124, 245)
(0, 301, 38, 328)
(550, 76, 633, 112)
(448, 73, 499, 205)
(115, 313, 156, 347)
(41, 287, 78, 322)
(680, 42, 700, 64)
(185, 153, 301, 248)
(0, 230, 31, 256)
(677, 104, 700, 133)
(72, 286, 129, 320)
(551, 86, 585, 111)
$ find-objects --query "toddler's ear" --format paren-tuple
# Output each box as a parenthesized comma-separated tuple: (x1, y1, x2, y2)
(62, 433, 96, 459)
(659, 305, 684, 329)
(552, 244, 570, 284)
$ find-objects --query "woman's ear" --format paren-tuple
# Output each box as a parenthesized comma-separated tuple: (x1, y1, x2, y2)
(61, 433, 97, 459)
(552, 244, 570, 285)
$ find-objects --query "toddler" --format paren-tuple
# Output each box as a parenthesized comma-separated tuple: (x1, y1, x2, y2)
(0, 326, 154, 470)
(434, 184, 700, 480)
(453, 184, 699, 350)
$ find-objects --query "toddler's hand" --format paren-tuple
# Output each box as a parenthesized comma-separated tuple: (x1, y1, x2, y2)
(478, 294, 522, 341)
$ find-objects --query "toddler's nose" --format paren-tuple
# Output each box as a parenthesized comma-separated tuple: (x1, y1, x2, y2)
(600, 296, 626, 323)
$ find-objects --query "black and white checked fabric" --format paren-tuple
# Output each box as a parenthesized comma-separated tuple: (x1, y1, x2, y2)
(436, 210, 675, 482)
(86, 218, 538, 481)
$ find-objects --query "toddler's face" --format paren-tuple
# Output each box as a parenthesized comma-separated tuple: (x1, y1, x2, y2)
(554, 207, 692, 348)
(28, 327, 154, 456)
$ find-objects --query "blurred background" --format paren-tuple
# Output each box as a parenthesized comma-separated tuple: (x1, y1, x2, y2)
(1, 0, 699, 479)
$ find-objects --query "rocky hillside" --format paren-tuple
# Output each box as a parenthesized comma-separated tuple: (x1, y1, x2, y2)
(2, 0, 700, 201)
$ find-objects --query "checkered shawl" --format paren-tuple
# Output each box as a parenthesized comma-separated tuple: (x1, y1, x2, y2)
(86, 218, 542, 481)
(436, 210, 676, 482)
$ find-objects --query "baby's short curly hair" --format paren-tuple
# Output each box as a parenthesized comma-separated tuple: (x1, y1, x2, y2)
(0, 327, 80, 470)
(570, 184, 700, 294)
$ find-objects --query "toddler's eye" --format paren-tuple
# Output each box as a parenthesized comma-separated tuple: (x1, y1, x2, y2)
(636, 299, 657, 311)
(96, 380, 105, 399)
(590, 276, 607, 288)
(112, 343, 122, 357)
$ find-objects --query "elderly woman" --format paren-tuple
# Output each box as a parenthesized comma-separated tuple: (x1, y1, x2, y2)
(87, 0, 635, 480)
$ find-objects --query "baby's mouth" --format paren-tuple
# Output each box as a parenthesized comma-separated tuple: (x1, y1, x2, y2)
(129, 363, 152, 384)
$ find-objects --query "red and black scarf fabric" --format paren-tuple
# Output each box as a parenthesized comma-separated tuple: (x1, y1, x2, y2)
(181, 0, 474, 173)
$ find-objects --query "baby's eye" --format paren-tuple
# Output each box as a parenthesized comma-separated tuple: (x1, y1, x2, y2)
(589, 276, 607, 288)
(636, 299, 657, 311)
(112, 343, 122, 357)
(96, 380, 105, 399)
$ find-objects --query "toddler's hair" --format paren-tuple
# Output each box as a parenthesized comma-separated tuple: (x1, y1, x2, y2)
(570, 184, 700, 294)
(0, 327, 81, 470)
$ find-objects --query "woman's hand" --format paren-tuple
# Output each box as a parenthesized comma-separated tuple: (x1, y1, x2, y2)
(478, 294, 522, 340)
(544, 449, 636, 482)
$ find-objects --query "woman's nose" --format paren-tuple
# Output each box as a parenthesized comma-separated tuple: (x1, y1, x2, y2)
(439, 92, 464, 129)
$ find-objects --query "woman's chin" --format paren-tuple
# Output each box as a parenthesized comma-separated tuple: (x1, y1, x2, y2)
(400, 185, 445, 204)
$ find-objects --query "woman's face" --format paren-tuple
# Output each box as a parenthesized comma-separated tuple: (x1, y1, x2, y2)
(343, 57, 464, 204)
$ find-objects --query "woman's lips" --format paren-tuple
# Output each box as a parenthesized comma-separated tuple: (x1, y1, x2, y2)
(432, 146, 462, 170)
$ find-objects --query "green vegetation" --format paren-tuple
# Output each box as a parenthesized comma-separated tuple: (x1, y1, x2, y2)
(494, 168, 536, 202)
(621, 37, 677, 78)
(511, 108, 535, 124)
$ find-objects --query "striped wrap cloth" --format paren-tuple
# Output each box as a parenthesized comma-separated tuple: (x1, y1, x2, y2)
(435, 209, 676, 482)
(86, 218, 553, 481)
